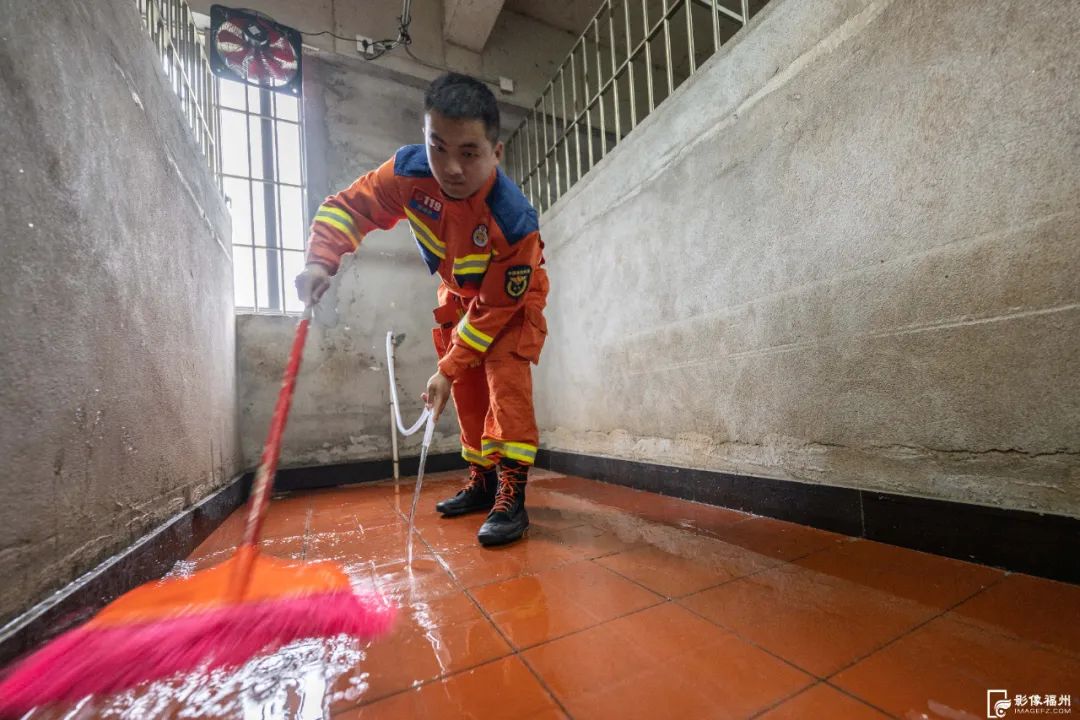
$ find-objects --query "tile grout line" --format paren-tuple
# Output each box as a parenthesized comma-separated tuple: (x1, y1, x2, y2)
(669, 550, 1017, 697)
(331, 503, 522, 717)
(395, 497, 577, 720)
(674, 589, 826, 681)
(327, 656, 522, 718)
(333, 482, 1004, 719)
(744, 679, 902, 720)
(746, 680, 828, 720)
(543, 557, 865, 719)
(823, 572, 1014, 681)
(821, 681, 903, 720)
(454, 565, 577, 718)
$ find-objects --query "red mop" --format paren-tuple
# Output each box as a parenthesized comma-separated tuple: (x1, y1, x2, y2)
(0, 308, 395, 715)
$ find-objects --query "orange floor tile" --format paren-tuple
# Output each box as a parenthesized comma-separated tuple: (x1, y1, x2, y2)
(19, 471, 1078, 719)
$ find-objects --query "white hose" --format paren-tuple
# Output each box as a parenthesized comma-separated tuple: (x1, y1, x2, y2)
(386, 331, 433, 440)
(386, 331, 436, 566)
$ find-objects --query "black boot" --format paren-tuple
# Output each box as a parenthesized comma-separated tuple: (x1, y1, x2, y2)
(477, 461, 529, 546)
(436, 464, 498, 516)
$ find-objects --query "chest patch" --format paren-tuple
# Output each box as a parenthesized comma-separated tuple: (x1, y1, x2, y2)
(505, 265, 532, 299)
(408, 188, 443, 221)
(472, 224, 489, 247)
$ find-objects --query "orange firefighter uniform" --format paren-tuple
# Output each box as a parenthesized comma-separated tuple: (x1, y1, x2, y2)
(305, 145, 548, 467)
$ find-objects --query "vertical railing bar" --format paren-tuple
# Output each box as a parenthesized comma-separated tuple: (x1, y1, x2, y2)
(548, 89, 560, 202)
(531, 106, 541, 209)
(593, 19, 606, 158)
(582, 40, 594, 170)
(608, 0, 621, 143)
(187, 11, 194, 129)
(559, 67, 571, 190)
(514, 132, 522, 184)
(686, 0, 697, 74)
(214, 76, 222, 183)
(711, 0, 721, 53)
(190, 15, 197, 129)
(642, 0, 655, 113)
(139, 0, 221, 181)
(624, 0, 637, 129)
(532, 110, 542, 208)
(542, 87, 552, 209)
(520, 130, 528, 193)
(663, 0, 674, 95)
(741, 0, 750, 25)
(519, 123, 527, 191)
(570, 50, 582, 181)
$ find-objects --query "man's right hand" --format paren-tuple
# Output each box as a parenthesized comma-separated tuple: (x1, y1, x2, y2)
(295, 264, 332, 306)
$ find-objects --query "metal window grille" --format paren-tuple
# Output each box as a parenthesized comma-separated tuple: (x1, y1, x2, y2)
(135, 0, 221, 180)
(217, 79, 309, 315)
(504, 0, 766, 213)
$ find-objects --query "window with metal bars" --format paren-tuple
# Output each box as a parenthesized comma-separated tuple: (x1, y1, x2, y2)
(217, 78, 307, 314)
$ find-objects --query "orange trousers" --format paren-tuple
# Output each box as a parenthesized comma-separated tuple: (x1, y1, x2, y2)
(432, 286, 546, 467)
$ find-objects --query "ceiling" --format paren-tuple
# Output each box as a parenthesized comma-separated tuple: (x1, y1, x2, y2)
(502, 0, 604, 35)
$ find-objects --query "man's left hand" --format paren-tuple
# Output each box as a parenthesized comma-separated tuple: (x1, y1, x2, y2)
(422, 371, 452, 421)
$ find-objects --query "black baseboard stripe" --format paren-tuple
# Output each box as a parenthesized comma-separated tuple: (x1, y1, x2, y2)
(0, 474, 251, 667)
(272, 452, 467, 492)
(536, 449, 1079, 584)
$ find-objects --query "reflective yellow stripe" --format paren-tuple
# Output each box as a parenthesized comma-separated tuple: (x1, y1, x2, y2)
(403, 208, 445, 258)
(457, 328, 488, 352)
(481, 440, 538, 464)
(318, 206, 357, 232)
(411, 224, 444, 259)
(453, 253, 491, 270)
(456, 253, 491, 263)
(502, 441, 538, 463)
(457, 319, 492, 352)
(460, 319, 492, 344)
(453, 261, 490, 276)
(462, 446, 495, 467)
(314, 214, 359, 248)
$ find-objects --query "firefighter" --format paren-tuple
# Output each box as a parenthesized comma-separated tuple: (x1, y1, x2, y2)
(295, 72, 547, 547)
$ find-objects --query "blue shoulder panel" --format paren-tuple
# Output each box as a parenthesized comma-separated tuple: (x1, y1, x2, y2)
(486, 168, 539, 246)
(394, 145, 432, 178)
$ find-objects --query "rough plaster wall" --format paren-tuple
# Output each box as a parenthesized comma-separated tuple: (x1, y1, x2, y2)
(236, 55, 464, 468)
(535, 0, 1080, 516)
(0, 0, 239, 623)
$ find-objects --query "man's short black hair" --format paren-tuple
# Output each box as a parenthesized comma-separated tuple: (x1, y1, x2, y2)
(424, 72, 500, 144)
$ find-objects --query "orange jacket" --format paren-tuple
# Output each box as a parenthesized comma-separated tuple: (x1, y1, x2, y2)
(306, 145, 548, 380)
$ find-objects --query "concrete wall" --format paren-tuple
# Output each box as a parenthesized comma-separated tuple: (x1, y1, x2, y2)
(535, 0, 1080, 517)
(0, 0, 239, 624)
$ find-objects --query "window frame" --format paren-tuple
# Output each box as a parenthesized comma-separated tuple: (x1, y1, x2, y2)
(217, 78, 308, 315)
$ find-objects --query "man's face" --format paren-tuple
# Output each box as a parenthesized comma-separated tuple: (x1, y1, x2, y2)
(423, 111, 502, 199)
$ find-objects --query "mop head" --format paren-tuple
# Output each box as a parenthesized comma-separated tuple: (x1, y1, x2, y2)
(0, 547, 395, 716)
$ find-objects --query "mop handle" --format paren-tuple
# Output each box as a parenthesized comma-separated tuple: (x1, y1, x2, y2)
(241, 305, 313, 549)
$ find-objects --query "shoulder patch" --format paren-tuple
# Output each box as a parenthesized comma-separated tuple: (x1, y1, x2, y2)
(393, 145, 432, 178)
(486, 168, 539, 246)
(505, 265, 532, 298)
